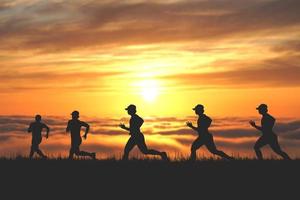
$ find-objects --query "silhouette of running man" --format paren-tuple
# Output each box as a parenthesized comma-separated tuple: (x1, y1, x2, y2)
(186, 104, 234, 161)
(119, 104, 169, 161)
(27, 115, 49, 159)
(66, 111, 96, 160)
(249, 104, 291, 160)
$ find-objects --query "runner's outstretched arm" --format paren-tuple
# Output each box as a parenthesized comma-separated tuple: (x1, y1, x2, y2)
(44, 125, 50, 138)
(82, 122, 90, 139)
(186, 122, 198, 132)
(249, 120, 262, 131)
(119, 123, 130, 132)
(28, 124, 32, 133)
(66, 121, 71, 133)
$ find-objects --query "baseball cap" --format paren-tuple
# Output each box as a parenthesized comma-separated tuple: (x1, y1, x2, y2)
(193, 104, 204, 110)
(71, 110, 80, 116)
(125, 104, 136, 111)
(256, 104, 268, 110)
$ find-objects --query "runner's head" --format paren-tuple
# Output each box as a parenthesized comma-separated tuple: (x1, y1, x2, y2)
(125, 104, 136, 115)
(35, 114, 42, 122)
(256, 104, 268, 114)
(193, 104, 204, 115)
(71, 110, 80, 119)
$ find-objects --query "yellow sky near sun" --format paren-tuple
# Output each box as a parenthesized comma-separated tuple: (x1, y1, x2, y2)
(1, 41, 300, 118)
(1, 0, 300, 118)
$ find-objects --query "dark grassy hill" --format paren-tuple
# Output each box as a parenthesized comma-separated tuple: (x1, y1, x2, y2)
(0, 158, 299, 199)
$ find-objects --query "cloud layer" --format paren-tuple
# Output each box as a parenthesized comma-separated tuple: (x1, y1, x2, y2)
(0, 115, 299, 159)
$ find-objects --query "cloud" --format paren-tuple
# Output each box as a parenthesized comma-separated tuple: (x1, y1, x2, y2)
(162, 56, 300, 88)
(0, 71, 123, 81)
(0, 70, 125, 93)
(272, 40, 300, 53)
(0, 0, 300, 52)
(0, 2, 10, 10)
(275, 120, 300, 133)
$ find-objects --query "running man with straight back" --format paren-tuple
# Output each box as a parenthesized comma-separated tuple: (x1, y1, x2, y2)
(249, 104, 291, 160)
(186, 104, 234, 161)
(28, 115, 50, 159)
(119, 104, 169, 161)
(66, 111, 96, 160)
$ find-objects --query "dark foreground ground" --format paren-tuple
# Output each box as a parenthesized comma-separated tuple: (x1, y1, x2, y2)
(0, 158, 299, 199)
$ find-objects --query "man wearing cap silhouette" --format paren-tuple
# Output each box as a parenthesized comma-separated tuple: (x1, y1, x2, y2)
(186, 104, 234, 161)
(249, 104, 291, 160)
(66, 111, 96, 160)
(28, 115, 50, 159)
(119, 104, 169, 161)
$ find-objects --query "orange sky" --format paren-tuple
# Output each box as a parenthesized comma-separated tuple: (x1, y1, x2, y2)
(1, 0, 300, 118)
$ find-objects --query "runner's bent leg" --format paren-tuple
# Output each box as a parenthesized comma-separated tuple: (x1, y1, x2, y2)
(36, 148, 47, 158)
(123, 136, 136, 160)
(190, 137, 205, 161)
(254, 136, 267, 160)
(29, 145, 35, 159)
(270, 135, 291, 160)
(206, 135, 233, 160)
(137, 135, 161, 156)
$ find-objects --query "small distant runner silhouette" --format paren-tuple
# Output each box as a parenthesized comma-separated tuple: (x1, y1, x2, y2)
(249, 104, 291, 160)
(119, 104, 169, 161)
(27, 115, 49, 159)
(66, 111, 96, 160)
(186, 104, 234, 161)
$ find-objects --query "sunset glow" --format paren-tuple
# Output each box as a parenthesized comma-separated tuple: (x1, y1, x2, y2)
(1, 0, 300, 159)
(138, 80, 160, 102)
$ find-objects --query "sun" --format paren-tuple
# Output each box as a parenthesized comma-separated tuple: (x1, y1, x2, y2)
(141, 86, 158, 102)
(139, 80, 159, 102)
